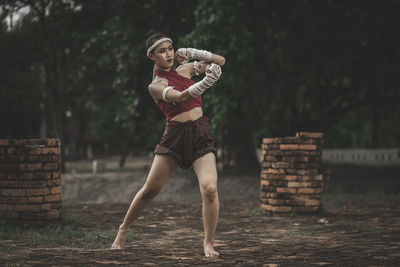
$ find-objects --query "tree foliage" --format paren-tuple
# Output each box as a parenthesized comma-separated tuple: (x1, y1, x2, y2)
(1, 0, 399, 172)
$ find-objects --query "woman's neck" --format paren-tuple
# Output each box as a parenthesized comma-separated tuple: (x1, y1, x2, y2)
(156, 66, 172, 72)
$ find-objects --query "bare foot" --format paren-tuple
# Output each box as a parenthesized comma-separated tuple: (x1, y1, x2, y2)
(110, 225, 129, 250)
(203, 241, 220, 258)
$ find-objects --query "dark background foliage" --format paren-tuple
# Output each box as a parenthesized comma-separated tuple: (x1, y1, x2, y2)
(1, 0, 399, 172)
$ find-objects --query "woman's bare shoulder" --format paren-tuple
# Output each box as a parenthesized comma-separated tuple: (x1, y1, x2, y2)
(176, 63, 194, 79)
(149, 76, 168, 90)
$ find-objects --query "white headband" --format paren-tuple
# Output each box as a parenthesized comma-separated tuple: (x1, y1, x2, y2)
(146, 38, 172, 56)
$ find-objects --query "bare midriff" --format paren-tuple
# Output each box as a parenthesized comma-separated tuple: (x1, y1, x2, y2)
(170, 107, 203, 122)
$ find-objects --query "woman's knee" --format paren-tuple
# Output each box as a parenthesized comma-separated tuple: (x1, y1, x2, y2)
(201, 184, 218, 202)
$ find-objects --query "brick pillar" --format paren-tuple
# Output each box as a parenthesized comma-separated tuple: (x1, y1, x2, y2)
(0, 139, 62, 220)
(260, 132, 323, 213)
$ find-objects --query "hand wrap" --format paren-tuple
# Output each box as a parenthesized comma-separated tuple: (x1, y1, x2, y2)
(187, 63, 222, 98)
(176, 48, 212, 64)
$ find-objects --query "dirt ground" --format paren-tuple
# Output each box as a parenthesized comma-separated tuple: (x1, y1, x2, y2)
(1, 161, 400, 266)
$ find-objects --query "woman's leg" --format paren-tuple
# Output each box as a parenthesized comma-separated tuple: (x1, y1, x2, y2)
(192, 152, 220, 257)
(111, 154, 178, 249)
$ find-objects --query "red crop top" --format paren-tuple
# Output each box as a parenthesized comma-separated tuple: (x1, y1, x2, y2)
(155, 68, 202, 121)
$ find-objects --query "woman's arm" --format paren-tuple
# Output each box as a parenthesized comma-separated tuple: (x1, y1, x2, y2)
(176, 50, 226, 66)
(148, 80, 192, 104)
(176, 48, 226, 78)
(149, 64, 222, 103)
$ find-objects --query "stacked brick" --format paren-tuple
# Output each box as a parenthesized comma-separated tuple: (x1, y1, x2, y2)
(0, 139, 62, 220)
(260, 132, 323, 213)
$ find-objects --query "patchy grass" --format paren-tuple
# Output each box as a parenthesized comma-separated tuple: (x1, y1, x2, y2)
(250, 206, 264, 217)
(0, 215, 138, 249)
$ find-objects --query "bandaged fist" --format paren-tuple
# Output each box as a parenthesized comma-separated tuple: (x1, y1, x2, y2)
(175, 48, 191, 64)
(176, 48, 212, 64)
(205, 63, 222, 81)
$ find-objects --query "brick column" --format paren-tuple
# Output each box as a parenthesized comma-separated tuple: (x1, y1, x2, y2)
(260, 132, 323, 213)
(0, 139, 62, 220)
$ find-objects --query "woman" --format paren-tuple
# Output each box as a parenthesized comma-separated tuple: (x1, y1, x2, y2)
(111, 32, 225, 258)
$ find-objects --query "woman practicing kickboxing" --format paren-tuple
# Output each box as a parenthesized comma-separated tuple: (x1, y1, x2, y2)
(111, 31, 225, 258)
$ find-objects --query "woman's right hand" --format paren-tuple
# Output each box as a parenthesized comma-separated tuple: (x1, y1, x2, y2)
(176, 48, 189, 64)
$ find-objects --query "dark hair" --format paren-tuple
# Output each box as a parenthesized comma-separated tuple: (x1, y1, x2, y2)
(145, 30, 170, 54)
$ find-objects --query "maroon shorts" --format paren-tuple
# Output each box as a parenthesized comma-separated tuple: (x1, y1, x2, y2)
(154, 116, 217, 169)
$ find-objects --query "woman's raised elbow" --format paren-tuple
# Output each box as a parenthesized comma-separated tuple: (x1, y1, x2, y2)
(219, 57, 226, 66)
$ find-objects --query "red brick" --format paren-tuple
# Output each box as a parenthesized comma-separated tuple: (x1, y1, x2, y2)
(14, 204, 42, 211)
(43, 194, 62, 202)
(26, 147, 43, 155)
(267, 150, 284, 156)
(305, 199, 321, 206)
(18, 163, 42, 171)
(283, 175, 298, 181)
(276, 187, 297, 194)
(50, 202, 62, 209)
(1, 163, 17, 171)
(45, 139, 59, 147)
(0, 140, 9, 146)
(2, 188, 26, 196)
(261, 162, 271, 168)
(297, 188, 323, 194)
(265, 168, 285, 174)
(26, 188, 49, 196)
(269, 180, 287, 187)
(47, 179, 61, 187)
(295, 132, 323, 138)
(41, 203, 52, 211)
(0, 180, 20, 188)
(313, 174, 323, 181)
(263, 138, 280, 144)
(0, 204, 14, 211)
(41, 147, 60, 155)
(294, 162, 319, 169)
(47, 209, 61, 219)
(296, 169, 319, 175)
(260, 180, 270, 186)
(50, 186, 62, 194)
(260, 192, 278, 199)
(284, 199, 305, 206)
(22, 180, 48, 188)
(281, 156, 298, 162)
(295, 194, 321, 200)
(271, 162, 290, 169)
(28, 155, 57, 163)
(42, 163, 59, 171)
(286, 169, 298, 175)
(7, 172, 52, 180)
(0, 211, 19, 218)
(265, 156, 279, 162)
(260, 185, 277, 193)
(271, 206, 292, 212)
(0, 196, 43, 204)
(288, 181, 317, 188)
(52, 172, 60, 179)
(268, 199, 284, 205)
(299, 144, 317, 150)
(280, 144, 299, 150)
(260, 204, 273, 211)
